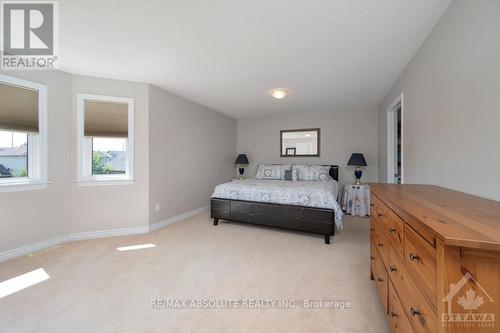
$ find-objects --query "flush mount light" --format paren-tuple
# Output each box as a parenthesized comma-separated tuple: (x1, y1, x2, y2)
(270, 88, 289, 99)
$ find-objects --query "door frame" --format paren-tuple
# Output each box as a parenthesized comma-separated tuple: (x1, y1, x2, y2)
(387, 93, 404, 184)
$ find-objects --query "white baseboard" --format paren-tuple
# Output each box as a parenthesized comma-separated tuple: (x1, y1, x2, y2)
(0, 206, 209, 263)
(149, 205, 209, 232)
(0, 235, 69, 263)
(68, 226, 149, 241)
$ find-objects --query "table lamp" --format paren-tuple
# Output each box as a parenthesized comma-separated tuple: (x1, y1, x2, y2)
(235, 154, 249, 179)
(347, 153, 367, 185)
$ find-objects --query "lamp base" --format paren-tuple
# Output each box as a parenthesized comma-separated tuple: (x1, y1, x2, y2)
(354, 168, 362, 185)
(239, 166, 245, 179)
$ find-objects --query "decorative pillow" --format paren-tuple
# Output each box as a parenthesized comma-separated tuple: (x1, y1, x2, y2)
(280, 164, 292, 180)
(256, 164, 290, 180)
(292, 165, 331, 181)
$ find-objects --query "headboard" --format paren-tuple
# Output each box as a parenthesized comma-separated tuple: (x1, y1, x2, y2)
(328, 165, 339, 182)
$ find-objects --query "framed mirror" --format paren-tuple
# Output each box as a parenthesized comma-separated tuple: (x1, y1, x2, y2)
(280, 128, 320, 157)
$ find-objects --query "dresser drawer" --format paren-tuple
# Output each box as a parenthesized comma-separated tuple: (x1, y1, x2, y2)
(370, 238, 378, 281)
(386, 209, 404, 258)
(388, 246, 437, 333)
(371, 194, 388, 234)
(370, 193, 379, 222)
(373, 251, 388, 314)
(388, 281, 414, 333)
(404, 225, 437, 307)
(372, 226, 389, 268)
(370, 200, 377, 219)
(370, 238, 377, 264)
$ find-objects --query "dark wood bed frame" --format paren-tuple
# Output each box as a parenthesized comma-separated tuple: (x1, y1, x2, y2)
(211, 165, 339, 244)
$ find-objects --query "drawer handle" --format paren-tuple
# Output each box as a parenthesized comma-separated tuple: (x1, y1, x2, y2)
(370, 256, 375, 260)
(410, 307, 420, 317)
(390, 311, 398, 318)
(370, 228, 375, 231)
(378, 243, 383, 248)
(370, 203, 375, 207)
(409, 253, 420, 261)
(377, 277, 384, 282)
(389, 228, 396, 233)
(378, 213, 384, 217)
(389, 266, 397, 272)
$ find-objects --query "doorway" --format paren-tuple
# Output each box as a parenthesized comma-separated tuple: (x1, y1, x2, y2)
(387, 94, 403, 184)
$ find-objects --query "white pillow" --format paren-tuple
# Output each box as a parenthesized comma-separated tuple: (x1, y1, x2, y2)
(292, 165, 331, 181)
(256, 164, 290, 180)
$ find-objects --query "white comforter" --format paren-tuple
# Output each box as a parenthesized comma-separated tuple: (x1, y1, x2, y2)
(212, 179, 343, 229)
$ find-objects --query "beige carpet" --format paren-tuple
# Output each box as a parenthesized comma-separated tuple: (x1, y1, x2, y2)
(0, 213, 390, 333)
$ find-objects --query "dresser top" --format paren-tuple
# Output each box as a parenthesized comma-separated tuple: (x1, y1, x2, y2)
(370, 184, 500, 251)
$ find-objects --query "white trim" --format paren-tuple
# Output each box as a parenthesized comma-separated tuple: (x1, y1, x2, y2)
(0, 182, 48, 193)
(68, 226, 148, 241)
(0, 235, 68, 263)
(0, 207, 209, 262)
(387, 93, 404, 184)
(0, 74, 48, 191)
(75, 179, 135, 187)
(149, 205, 209, 232)
(76, 93, 135, 184)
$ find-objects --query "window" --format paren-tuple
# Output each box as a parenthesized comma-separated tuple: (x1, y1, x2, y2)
(0, 131, 28, 178)
(0, 74, 48, 192)
(76, 94, 134, 185)
(92, 137, 126, 175)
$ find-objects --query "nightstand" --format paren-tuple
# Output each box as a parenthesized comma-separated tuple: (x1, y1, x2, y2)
(340, 184, 370, 217)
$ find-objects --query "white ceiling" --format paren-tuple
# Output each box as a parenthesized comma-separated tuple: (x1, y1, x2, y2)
(59, 0, 451, 119)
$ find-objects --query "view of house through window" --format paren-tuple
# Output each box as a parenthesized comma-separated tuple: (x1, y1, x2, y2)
(0, 130, 28, 178)
(92, 137, 126, 175)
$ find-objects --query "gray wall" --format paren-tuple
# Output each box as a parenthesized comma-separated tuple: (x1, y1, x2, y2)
(70, 75, 150, 233)
(237, 109, 379, 188)
(378, 0, 500, 201)
(0, 70, 72, 253)
(0, 72, 236, 254)
(148, 85, 236, 224)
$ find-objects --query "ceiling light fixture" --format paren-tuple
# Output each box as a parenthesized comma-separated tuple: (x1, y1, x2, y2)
(270, 88, 289, 99)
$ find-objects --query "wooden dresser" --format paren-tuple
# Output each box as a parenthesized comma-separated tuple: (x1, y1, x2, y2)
(370, 184, 500, 333)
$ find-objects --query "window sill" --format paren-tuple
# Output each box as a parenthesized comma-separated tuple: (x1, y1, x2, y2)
(0, 181, 49, 193)
(75, 179, 135, 187)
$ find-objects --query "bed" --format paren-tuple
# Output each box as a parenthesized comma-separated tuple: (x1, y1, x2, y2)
(210, 165, 342, 244)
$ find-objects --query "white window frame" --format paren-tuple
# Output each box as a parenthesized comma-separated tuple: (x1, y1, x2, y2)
(76, 93, 135, 186)
(0, 74, 48, 193)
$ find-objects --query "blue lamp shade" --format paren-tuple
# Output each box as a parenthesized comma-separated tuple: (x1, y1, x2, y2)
(235, 154, 249, 165)
(347, 153, 367, 167)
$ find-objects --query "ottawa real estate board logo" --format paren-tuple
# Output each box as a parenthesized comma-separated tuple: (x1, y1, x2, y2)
(442, 272, 495, 328)
(1, 0, 59, 70)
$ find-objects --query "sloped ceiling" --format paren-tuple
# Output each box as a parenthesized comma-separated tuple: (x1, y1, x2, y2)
(59, 0, 451, 118)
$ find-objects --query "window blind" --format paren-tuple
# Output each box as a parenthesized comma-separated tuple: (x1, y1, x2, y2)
(0, 82, 39, 132)
(84, 100, 128, 137)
